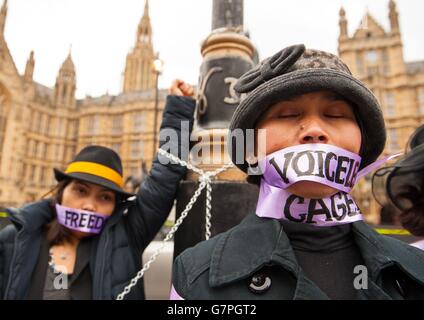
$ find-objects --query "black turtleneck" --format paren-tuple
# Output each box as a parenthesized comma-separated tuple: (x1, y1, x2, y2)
(280, 220, 365, 300)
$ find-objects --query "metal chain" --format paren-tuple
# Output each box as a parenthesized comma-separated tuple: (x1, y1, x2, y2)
(116, 149, 233, 300)
(205, 177, 212, 240)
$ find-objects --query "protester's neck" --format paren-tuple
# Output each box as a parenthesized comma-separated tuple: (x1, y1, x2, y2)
(280, 219, 354, 252)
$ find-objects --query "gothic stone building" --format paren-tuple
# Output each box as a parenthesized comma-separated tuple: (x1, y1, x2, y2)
(339, 0, 424, 224)
(0, 0, 422, 225)
(0, 0, 166, 206)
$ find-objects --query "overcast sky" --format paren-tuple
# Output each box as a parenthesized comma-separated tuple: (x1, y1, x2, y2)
(4, 0, 424, 99)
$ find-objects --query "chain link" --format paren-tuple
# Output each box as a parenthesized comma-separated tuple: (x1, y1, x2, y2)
(205, 180, 212, 240)
(116, 149, 233, 300)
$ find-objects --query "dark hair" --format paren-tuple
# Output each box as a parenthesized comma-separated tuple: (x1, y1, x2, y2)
(44, 179, 74, 246)
(397, 179, 424, 237)
(399, 205, 424, 237)
(246, 173, 261, 186)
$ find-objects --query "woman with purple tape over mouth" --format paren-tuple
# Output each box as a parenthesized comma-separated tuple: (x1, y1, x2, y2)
(170, 44, 424, 300)
(0, 80, 196, 300)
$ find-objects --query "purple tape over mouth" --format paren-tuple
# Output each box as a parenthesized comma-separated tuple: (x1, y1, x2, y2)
(258, 143, 362, 193)
(255, 144, 400, 227)
(56, 204, 110, 234)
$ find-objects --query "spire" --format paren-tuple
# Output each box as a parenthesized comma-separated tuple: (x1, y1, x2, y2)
(61, 48, 75, 72)
(389, 0, 400, 34)
(24, 50, 35, 82)
(144, 0, 149, 16)
(0, 0, 8, 37)
(353, 7, 386, 38)
(137, 0, 152, 45)
(339, 6, 348, 40)
(54, 50, 76, 108)
(123, 0, 156, 93)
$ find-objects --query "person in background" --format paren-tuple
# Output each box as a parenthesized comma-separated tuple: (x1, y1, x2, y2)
(0, 80, 195, 300)
(373, 124, 424, 251)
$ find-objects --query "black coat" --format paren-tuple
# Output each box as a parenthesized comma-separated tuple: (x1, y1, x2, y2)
(0, 95, 195, 300)
(172, 214, 424, 299)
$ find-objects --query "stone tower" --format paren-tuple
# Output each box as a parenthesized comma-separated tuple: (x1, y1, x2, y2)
(338, 1, 405, 79)
(0, 0, 7, 37)
(338, 7, 348, 42)
(338, 0, 424, 224)
(54, 51, 76, 108)
(24, 51, 35, 83)
(389, 0, 400, 35)
(122, 0, 156, 93)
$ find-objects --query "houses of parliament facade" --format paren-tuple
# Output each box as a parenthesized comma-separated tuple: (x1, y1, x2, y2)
(0, 0, 422, 224)
(0, 0, 166, 206)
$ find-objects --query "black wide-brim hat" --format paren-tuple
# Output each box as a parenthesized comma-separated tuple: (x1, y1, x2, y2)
(229, 44, 386, 173)
(373, 125, 424, 211)
(54, 145, 134, 198)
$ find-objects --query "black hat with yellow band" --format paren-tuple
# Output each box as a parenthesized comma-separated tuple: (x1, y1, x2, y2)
(54, 145, 133, 198)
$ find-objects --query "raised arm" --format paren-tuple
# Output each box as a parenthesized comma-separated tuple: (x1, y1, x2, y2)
(125, 80, 196, 256)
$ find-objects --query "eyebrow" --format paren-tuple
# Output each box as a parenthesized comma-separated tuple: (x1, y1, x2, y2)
(74, 180, 89, 188)
(74, 180, 113, 193)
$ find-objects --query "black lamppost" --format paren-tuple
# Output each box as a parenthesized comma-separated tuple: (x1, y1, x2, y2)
(152, 54, 164, 162)
(173, 1, 258, 259)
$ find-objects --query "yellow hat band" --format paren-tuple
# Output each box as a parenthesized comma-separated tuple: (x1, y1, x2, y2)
(65, 161, 124, 188)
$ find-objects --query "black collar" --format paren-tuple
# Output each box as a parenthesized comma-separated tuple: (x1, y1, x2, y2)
(280, 219, 354, 252)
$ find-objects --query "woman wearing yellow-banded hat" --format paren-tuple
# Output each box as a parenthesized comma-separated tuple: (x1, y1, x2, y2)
(0, 80, 195, 300)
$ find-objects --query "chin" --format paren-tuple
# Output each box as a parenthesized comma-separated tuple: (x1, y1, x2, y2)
(287, 181, 339, 199)
(71, 230, 93, 240)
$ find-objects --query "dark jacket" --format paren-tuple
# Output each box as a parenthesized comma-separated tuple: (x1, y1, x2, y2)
(172, 214, 424, 299)
(0, 95, 195, 300)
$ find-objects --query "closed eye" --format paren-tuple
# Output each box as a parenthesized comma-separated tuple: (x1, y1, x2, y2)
(325, 114, 345, 118)
(277, 114, 299, 118)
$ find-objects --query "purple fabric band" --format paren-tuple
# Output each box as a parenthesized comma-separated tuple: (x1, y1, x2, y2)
(169, 285, 184, 300)
(258, 143, 362, 193)
(256, 181, 363, 226)
(411, 240, 424, 251)
(55, 204, 110, 234)
(255, 144, 400, 227)
(258, 144, 401, 193)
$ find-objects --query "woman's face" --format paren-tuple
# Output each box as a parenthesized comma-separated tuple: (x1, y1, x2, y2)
(255, 90, 362, 199)
(61, 179, 116, 238)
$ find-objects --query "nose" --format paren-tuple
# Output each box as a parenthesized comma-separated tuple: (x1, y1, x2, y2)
(299, 121, 329, 144)
(82, 200, 96, 212)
